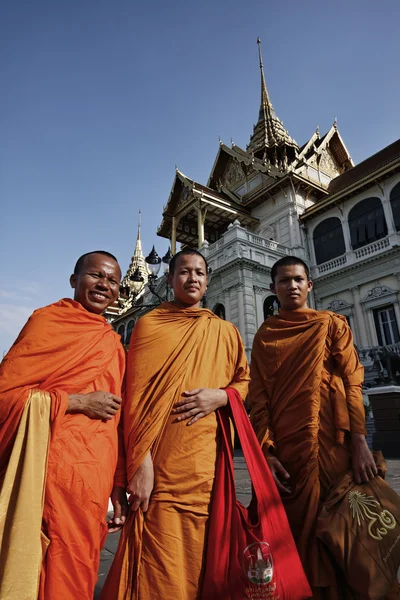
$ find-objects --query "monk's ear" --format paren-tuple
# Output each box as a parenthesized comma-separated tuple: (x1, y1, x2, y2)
(70, 274, 77, 289)
(307, 279, 313, 292)
(270, 282, 276, 294)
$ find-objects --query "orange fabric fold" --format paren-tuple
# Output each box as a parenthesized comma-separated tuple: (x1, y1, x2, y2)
(0, 298, 125, 600)
(102, 302, 250, 600)
(249, 308, 367, 599)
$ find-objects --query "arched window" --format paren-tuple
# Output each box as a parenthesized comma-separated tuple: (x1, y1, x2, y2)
(117, 325, 125, 341)
(313, 217, 345, 265)
(390, 182, 400, 231)
(263, 295, 280, 319)
(348, 197, 387, 249)
(213, 303, 226, 320)
(126, 320, 135, 345)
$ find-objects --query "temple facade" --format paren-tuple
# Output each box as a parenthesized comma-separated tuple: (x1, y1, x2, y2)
(111, 40, 400, 391)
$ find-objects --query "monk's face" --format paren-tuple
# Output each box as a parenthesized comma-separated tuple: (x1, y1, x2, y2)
(168, 254, 208, 308)
(70, 254, 121, 314)
(270, 264, 313, 310)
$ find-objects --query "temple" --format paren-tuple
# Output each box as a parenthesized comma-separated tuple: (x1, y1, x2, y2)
(110, 40, 400, 456)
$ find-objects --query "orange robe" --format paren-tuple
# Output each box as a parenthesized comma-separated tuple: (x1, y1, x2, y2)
(249, 308, 368, 599)
(102, 302, 250, 600)
(0, 299, 125, 600)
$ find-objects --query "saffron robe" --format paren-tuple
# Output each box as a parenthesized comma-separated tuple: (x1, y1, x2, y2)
(101, 302, 250, 600)
(0, 299, 125, 600)
(249, 308, 374, 599)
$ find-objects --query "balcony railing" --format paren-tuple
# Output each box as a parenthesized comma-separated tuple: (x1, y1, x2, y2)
(314, 234, 397, 277)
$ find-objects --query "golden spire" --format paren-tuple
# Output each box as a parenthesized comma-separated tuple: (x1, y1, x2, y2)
(122, 210, 149, 290)
(248, 38, 298, 166)
(257, 37, 276, 124)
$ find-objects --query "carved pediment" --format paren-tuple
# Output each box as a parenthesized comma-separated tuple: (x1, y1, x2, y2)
(222, 159, 247, 189)
(318, 148, 341, 178)
(364, 285, 395, 302)
(327, 298, 351, 311)
(177, 185, 192, 209)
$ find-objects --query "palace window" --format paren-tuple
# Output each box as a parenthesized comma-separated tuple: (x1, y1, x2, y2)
(313, 217, 345, 265)
(373, 305, 400, 346)
(117, 325, 125, 341)
(263, 295, 280, 319)
(390, 182, 400, 231)
(213, 303, 226, 320)
(348, 197, 387, 249)
(126, 320, 135, 345)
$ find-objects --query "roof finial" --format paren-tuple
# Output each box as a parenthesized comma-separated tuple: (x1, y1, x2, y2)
(333, 116, 338, 129)
(257, 37, 263, 69)
(137, 209, 141, 240)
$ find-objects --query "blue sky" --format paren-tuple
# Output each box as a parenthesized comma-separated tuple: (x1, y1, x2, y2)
(1, 0, 399, 354)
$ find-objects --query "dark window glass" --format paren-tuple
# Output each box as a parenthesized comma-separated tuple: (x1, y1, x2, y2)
(263, 295, 280, 319)
(373, 305, 400, 346)
(117, 325, 125, 341)
(390, 182, 400, 231)
(313, 217, 346, 265)
(348, 197, 387, 250)
(126, 320, 135, 345)
(213, 303, 226, 320)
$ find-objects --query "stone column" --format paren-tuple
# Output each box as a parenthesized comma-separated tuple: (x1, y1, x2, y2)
(254, 287, 265, 329)
(381, 195, 396, 235)
(342, 219, 352, 253)
(365, 308, 378, 346)
(237, 282, 246, 341)
(171, 216, 177, 255)
(351, 286, 369, 347)
(393, 301, 400, 333)
(315, 296, 322, 310)
(197, 205, 205, 249)
(224, 290, 231, 321)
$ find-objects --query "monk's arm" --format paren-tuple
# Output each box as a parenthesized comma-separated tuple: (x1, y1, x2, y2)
(226, 328, 251, 400)
(330, 317, 366, 435)
(248, 338, 275, 452)
(331, 317, 378, 482)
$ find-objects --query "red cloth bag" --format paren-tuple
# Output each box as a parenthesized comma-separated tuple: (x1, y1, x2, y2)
(201, 388, 312, 600)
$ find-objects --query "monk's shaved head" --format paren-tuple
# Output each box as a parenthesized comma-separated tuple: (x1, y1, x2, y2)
(169, 248, 208, 275)
(74, 251, 119, 276)
(271, 256, 310, 283)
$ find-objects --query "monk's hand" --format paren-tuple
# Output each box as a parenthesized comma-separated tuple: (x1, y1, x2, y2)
(172, 388, 228, 425)
(68, 391, 122, 420)
(127, 453, 154, 513)
(265, 454, 291, 495)
(351, 433, 378, 484)
(107, 486, 128, 533)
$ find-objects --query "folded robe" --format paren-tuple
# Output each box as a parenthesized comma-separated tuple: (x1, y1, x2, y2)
(0, 298, 125, 600)
(102, 302, 250, 600)
(249, 308, 370, 599)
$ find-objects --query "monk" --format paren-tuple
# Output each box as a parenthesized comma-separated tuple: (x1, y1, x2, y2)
(102, 248, 250, 600)
(0, 251, 127, 600)
(249, 255, 393, 599)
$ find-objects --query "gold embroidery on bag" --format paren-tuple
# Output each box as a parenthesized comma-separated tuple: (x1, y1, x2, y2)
(348, 490, 397, 541)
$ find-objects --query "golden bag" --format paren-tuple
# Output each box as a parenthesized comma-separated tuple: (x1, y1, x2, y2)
(317, 472, 400, 600)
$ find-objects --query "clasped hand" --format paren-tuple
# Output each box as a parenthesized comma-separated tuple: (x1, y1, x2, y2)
(171, 388, 228, 425)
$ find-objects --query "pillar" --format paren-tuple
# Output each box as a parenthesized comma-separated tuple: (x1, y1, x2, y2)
(171, 216, 177, 255)
(197, 205, 205, 249)
(351, 286, 369, 347)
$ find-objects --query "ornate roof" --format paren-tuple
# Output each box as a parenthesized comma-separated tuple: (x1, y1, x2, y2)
(301, 137, 400, 219)
(247, 39, 298, 168)
(122, 210, 150, 290)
